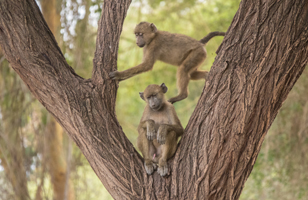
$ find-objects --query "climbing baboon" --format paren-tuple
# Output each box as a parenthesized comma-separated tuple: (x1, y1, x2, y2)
(109, 21, 225, 103)
(137, 83, 183, 176)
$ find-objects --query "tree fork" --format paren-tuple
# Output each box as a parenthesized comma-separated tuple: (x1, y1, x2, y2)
(1, 0, 308, 199)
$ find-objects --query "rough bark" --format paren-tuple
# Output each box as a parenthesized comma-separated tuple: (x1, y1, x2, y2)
(174, 1, 308, 199)
(0, 0, 308, 199)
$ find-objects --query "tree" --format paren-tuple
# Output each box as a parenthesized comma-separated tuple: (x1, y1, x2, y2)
(1, 0, 308, 199)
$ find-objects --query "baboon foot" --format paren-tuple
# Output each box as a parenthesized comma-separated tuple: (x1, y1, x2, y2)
(144, 161, 157, 175)
(158, 160, 168, 176)
(168, 93, 188, 104)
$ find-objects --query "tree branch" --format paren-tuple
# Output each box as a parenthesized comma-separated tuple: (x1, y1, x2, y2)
(0, 0, 83, 121)
(172, 0, 308, 199)
(92, 0, 131, 82)
(0, 0, 145, 199)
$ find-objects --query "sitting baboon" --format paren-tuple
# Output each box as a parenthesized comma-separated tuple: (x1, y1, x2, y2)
(137, 83, 183, 176)
(109, 21, 225, 103)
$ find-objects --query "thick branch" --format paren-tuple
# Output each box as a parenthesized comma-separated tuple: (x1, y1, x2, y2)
(0, 1, 145, 199)
(0, 0, 84, 127)
(92, 0, 131, 83)
(172, 0, 308, 199)
(91, 0, 132, 119)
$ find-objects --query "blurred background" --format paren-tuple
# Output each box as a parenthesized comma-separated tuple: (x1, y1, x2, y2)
(0, 0, 307, 199)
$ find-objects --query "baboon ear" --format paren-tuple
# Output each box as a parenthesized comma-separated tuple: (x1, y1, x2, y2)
(150, 23, 157, 33)
(139, 92, 145, 101)
(160, 83, 168, 93)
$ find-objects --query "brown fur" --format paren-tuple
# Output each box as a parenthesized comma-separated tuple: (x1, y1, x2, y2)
(109, 21, 225, 103)
(137, 83, 183, 176)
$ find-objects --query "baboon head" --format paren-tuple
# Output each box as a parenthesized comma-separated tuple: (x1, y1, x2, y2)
(139, 83, 168, 111)
(134, 22, 158, 48)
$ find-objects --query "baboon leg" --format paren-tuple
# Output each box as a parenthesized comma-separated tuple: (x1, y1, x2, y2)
(168, 48, 206, 103)
(190, 70, 208, 80)
(168, 67, 190, 104)
(157, 131, 177, 176)
(137, 129, 157, 174)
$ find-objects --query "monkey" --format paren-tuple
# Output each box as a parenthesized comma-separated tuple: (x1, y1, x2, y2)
(137, 83, 184, 176)
(109, 21, 225, 103)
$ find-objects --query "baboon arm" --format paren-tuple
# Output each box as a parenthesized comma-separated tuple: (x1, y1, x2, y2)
(140, 119, 155, 129)
(163, 124, 184, 137)
(116, 47, 156, 81)
(110, 45, 157, 81)
(118, 61, 154, 80)
(139, 120, 147, 129)
(167, 107, 184, 136)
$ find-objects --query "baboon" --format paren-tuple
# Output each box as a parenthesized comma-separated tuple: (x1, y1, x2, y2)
(109, 21, 225, 103)
(137, 83, 184, 176)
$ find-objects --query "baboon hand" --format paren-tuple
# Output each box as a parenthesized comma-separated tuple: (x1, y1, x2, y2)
(109, 71, 120, 80)
(146, 120, 156, 140)
(157, 125, 167, 144)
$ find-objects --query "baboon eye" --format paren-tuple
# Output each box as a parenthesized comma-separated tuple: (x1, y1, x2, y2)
(139, 33, 143, 36)
(135, 33, 139, 36)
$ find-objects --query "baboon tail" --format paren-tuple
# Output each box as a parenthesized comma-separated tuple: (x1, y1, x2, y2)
(199, 31, 225, 44)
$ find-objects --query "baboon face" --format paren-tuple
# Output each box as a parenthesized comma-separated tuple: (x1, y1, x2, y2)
(139, 83, 168, 111)
(134, 22, 157, 48)
(135, 32, 146, 47)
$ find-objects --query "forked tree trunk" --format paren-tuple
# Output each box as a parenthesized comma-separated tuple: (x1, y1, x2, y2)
(1, 0, 308, 199)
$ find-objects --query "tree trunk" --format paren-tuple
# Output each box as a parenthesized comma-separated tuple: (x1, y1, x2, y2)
(1, 0, 308, 199)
